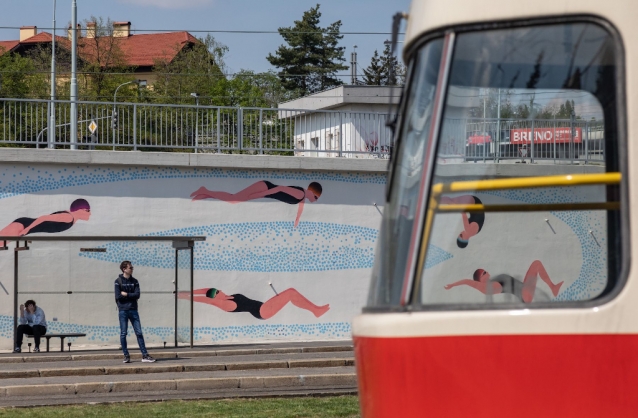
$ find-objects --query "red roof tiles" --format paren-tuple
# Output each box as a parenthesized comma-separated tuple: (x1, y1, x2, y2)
(0, 30, 198, 68)
(0, 40, 19, 53)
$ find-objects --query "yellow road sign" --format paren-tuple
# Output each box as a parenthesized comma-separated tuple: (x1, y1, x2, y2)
(88, 120, 98, 134)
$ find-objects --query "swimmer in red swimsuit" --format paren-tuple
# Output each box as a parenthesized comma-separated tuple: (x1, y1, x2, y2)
(439, 195, 485, 248)
(0, 199, 91, 236)
(191, 181, 322, 227)
(179, 287, 330, 320)
(444, 260, 564, 303)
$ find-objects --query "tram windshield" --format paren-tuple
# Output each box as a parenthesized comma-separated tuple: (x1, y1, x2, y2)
(369, 21, 623, 308)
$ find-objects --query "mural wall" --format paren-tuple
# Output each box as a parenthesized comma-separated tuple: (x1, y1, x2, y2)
(422, 183, 608, 305)
(0, 162, 386, 349)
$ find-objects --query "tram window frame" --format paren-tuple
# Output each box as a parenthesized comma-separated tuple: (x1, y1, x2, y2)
(363, 15, 629, 314)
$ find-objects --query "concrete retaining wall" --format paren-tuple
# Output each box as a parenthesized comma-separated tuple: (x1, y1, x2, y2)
(0, 150, 387, 350)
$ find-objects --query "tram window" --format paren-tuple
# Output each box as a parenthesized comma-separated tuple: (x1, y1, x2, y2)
(418, 22, 622, 307)
(367, 38, 444, 307)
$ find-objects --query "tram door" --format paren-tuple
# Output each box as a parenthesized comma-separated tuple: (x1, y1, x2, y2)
(174, 241, 194, 347)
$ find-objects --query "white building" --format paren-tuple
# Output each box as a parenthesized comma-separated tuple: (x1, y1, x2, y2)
(278, 86, 401, 158)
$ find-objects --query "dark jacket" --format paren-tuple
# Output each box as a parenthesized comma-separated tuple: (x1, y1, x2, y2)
(114, 274, 140, 311)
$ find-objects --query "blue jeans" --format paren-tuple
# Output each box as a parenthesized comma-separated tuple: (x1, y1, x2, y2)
(118, 310, 148, 357)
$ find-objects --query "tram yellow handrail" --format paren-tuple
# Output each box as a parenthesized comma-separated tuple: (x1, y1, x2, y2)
(431, 172, 621, 195)
(412, 172, 622, 302)
(437, 202, 620, 213)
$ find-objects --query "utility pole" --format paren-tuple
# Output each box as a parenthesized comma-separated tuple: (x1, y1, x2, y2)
(49, 0, 56, 149)
(350, 45, 358, 85)
(70, 0, 78, 150)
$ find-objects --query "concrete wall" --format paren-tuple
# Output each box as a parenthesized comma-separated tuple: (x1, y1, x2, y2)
(0, 150, 388, 349)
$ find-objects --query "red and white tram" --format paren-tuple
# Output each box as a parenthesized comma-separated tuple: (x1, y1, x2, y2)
(353, 0, 636, 416)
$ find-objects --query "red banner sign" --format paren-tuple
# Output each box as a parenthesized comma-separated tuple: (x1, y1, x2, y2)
(510, 127, 582, 144)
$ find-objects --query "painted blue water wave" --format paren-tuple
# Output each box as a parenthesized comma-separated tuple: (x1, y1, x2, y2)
(79, 221, 379, 272)
(0, 165, 386, 199)
(0, 315, 351, 343)
(424, 245, 453, 269)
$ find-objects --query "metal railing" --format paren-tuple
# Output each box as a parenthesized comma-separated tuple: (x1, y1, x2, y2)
(0, 99, 606, 164)
(0, 98, 394, 158)
(439, 117, 605, 164)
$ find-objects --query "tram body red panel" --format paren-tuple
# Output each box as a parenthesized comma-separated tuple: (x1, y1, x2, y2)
(354, 334, 638, 418)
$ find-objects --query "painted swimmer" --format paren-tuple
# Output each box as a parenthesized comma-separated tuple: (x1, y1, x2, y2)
(0, 199, 91, 236)
(444, 260, 564, 303)
(439, 195, 484, 248)
(190, 181, 323, 227)
(180, 287, 330, 320)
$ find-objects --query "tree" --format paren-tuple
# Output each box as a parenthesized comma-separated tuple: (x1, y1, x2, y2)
(151, 34, 227, 105)
(79, 16, 135, 101)
(380, 43, 403, 86)
(0, 49, 41, 98)
(362, 50, 383, 85)
(362, 44, 405, 86)
(267, 4, 347, 95)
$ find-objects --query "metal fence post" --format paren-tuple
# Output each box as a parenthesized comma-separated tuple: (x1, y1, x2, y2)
(339, 112, 343, 157)
(530, 117, 535, 163)
(570, 111, 575, 165)
(237, 107, 243, 152)
(584, 121, 589, 164)
(133, 104, 137, 151)
(216, 108, 221, 153)
(259, 109, 263, 155)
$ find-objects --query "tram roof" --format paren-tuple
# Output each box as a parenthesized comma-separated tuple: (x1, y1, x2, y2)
(404, 0, 637, 58)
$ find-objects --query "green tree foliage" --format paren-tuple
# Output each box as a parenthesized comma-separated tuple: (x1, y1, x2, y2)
(267, 4, 347, 95)
(0, 49, 44, 98)
(24, 43, 72, 99)
(469, 90, 582, 120)
(362, 50, 383, 85)
(151, 34, 227, 104)
(362, 44, 405, 86)
(216, 70, 294, 107)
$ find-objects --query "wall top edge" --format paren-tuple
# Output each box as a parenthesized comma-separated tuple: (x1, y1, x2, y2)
(0, 149, 390, 174)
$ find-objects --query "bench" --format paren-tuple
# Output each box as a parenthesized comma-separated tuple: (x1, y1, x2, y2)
(26, 333, 86, 352)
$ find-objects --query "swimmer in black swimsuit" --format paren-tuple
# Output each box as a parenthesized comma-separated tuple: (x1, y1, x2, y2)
(190, 181, 323, 227)
(180, 287, 330, 320)
(444, 260, 564, 303)
(439, 195, 485, 248)
(0, 199, 91, 237)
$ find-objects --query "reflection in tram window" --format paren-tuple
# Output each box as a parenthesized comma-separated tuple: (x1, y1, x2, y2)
(367, 38, 444, 307)
(418, 22, 620, 306)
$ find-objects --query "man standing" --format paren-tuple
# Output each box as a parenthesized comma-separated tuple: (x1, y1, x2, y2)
(115, 260, 155, 363)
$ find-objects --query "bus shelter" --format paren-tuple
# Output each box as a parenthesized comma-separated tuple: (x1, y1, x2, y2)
(0, 236, 206, 350)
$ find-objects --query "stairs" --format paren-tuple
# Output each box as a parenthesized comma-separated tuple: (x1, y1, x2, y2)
(0, 342, 357, 407)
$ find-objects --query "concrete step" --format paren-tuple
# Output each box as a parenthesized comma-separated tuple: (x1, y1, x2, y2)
(0, 341, 358, 407)
(0, 357, 354, 380)
(0, 344, 353, 364)
(0, 366, 357, 401)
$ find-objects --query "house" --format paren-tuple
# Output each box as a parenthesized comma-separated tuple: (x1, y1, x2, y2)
(0, 23, 200, 85)
(278, 85, 401, 158)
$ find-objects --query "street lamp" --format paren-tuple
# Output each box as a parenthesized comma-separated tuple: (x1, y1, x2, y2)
(112, 80, 147, 147)
(191, 93, 200, 153)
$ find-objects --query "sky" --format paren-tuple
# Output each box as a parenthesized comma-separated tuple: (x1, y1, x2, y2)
(0, 0, 411, 79)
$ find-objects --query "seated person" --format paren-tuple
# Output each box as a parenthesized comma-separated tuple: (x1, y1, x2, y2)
(14, 300, 47, 353)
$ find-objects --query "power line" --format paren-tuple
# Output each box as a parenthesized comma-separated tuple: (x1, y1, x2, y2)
(0, 26, 404, 36)
(0, 69, 407, 79)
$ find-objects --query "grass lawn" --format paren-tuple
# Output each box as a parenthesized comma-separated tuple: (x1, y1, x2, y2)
(0, 396, 361, 418)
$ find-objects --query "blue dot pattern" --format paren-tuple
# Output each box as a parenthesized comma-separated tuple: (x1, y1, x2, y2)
(424, 244, 454, 269)
(79, 222, 379, 272)
(0, 315, 351, 343)
(484, 187, 607, 301)
(0, 165, 387, 199)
